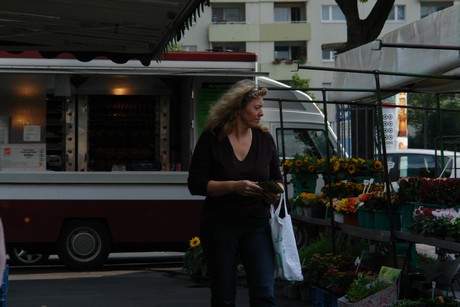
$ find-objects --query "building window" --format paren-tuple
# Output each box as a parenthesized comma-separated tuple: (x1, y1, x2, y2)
(274, 42, 306, 61)
(421, 2, 452, 18)
(183, 45, 198, 52)
(322, 50, 335, 62)
(211, 43, 245, 53)
(212, 5, 244, 23)
(274, 3, 305, 23)
(321, 5, 345, 22)
(387, 5, 405, 22)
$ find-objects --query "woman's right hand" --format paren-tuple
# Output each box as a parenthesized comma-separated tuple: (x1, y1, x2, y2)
(207, 180, 263, 197)
(233, 180, 263, 197)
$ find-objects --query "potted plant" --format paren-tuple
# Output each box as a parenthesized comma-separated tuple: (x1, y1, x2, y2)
(329, 197, 360, 224)
(355, 191, 400, 230)
(338, 274, 394, 306)
(305, 252, 357, 297)
(409, 206, 460, 239)
(183, 236, 207, 280)
(390, 297, 459, 306)
(292, 192, 326, 217)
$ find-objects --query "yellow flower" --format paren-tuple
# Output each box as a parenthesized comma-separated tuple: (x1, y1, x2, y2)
(300, 192, 316, 200)
(373, 160, 383, 170)
(348, 165, 356, 175)
(189, 237, 201, 248)
(333, 161, 340, 172)
(295, 160, 302, 167)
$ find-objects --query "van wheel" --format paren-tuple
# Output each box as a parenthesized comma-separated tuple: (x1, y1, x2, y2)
(57, 220, 111, 270)
(8, 247, 49, 265)
(293, 220, 308, 248)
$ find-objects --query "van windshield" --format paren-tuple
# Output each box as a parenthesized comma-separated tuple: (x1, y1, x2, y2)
(276, 128, 334, 160)
(386, 153, 454, 181)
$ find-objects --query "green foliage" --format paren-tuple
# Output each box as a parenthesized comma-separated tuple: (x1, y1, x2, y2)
(289, 73, 316, 100)
(166, 43, 184, 51)
(298, 234, 334, 268)
(391, 297, 459, 306)
(398, 177, 460, 206)
(183, 239, 207, 277)
(346, 274, 390, 303)
(406, 93, 460, 150)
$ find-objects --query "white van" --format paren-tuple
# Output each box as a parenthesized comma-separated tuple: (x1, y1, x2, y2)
(385, 149, 460, 182)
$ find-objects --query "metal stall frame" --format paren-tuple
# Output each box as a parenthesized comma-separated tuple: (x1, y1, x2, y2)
(262, 53, 460, 267)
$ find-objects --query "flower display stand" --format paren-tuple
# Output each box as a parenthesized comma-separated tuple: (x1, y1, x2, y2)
(311, 286, 338, 307)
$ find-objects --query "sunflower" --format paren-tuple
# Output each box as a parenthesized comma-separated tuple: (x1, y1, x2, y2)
(189, 236, 201, 248)
(373, 160, 383, 170)
(333, 161, 340, 172)
(348, 164, 356, 175)
(295, 159, 303, 167)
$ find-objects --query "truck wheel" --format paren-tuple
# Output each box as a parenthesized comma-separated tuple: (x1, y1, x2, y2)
(8, 247, 49, 266)
(293, 220, 308, 248)
(57, 220, 111, 270)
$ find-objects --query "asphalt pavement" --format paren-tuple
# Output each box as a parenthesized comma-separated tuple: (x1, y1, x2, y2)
(5, 253, 308, 307)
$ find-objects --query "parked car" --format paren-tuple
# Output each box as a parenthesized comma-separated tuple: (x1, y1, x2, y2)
(385, 149, 460, 183)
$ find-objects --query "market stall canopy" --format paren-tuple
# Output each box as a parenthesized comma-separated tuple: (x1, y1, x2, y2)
(329, 4, 460, 103)
(0, 0, 208, 66)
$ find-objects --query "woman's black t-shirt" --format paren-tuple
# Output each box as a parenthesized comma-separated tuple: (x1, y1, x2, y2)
(188, 128, 283, 218)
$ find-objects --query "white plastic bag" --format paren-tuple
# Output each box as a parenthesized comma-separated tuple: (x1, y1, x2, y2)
(269, 194, 303, 281)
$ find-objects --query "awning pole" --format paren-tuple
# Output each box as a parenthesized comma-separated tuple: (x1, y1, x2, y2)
(374, 71, 397, 268)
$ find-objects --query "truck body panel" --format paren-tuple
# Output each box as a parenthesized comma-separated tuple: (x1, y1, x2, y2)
(0, 51, 337, 267)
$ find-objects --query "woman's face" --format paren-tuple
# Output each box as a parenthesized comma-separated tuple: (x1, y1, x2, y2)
(239, 96, 264, 128)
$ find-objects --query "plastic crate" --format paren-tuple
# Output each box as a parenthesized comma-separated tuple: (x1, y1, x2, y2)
(311, 286, 338, 307)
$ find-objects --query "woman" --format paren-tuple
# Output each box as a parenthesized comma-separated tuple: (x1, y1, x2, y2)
(188, 79, 283, 307)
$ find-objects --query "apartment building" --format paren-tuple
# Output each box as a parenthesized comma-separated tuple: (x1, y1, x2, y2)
(179, 0, 456, 89)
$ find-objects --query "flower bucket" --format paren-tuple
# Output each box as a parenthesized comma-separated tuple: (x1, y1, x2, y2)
(311, 286, 338, 307)
(302, 207, 312, 217)
(311, 204, 326, 219)
(373, 210, 401, 231)
(358, 209, 374, 228)
(399, 202, 416, 232)
(292, 174, 317, 197)
(334, 212, 344, 223)
(344, 214, 358, 226)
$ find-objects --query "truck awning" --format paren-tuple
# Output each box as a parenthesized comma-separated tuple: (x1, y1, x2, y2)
(329, 5, 460, 103)
(0, 0, 209, 66)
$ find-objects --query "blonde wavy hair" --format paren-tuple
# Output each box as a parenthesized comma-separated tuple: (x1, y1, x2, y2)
(204, 79, 268, 140)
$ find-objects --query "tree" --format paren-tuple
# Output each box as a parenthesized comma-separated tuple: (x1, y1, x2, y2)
(289, 73, 315, 101)
(335, 0, 395, 52)
(333, 0, 396, 157)
(407, 93, 460, 150)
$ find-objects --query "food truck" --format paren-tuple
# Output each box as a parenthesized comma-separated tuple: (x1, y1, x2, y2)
(0, 51, 337, 269)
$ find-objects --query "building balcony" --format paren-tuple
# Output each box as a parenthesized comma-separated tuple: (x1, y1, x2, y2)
(209, 22, 311, 42)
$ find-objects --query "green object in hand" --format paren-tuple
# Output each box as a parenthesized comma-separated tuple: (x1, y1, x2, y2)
(259, 180, 284, 193)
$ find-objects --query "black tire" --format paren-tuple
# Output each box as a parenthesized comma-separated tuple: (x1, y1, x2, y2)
(57, 220, 111, 270)
(293, 220, 309, 248)
(7, 247, 49, 266)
